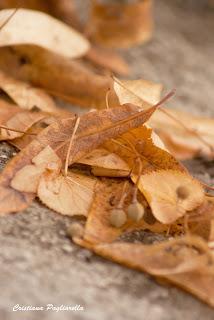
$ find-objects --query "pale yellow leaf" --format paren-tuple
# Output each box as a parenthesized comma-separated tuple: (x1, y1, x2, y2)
(138, 170, 205, 224)
(37, 170, 96, 217)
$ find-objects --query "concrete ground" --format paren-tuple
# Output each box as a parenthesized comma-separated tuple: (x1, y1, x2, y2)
(0, 1, 214, 319)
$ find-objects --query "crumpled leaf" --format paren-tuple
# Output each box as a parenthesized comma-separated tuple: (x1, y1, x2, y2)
(0, 8, 90, 58)
(37, 170, 96, 217)
(0, 46, 112, 108)
(0, 70, 58, 112)
(0, 102, 158, 213)
(74, 235, 214, 307)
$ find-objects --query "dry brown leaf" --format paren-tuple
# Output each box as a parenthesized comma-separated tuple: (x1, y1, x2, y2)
(0, 102, 158, 213)
(0, 71, 58, 112)
(37, 170, 96, 217)
(44, 103, 159, 166)
(74, 236, 214, 307)
(0, 8, 90, 58)
(0, 46, 112, 108)
(87, 0, 153, 48)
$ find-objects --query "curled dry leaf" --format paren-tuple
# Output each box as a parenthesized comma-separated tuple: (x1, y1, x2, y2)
(0, 46, 112, 108)
(74, 235, 214, 307)
(87, 0, 153, 48)
(0, 9, 90, 59)
(37, 170, 96, 217)
(0, 102, 157, 213)
(0, 71, 58, 113)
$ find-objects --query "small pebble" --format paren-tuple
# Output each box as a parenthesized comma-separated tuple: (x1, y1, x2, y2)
(62, 244, 73, 253)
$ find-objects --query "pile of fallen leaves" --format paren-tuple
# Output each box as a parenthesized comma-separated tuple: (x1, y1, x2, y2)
(0, 1, 214, 308)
